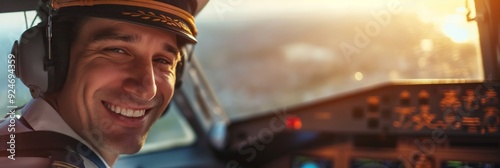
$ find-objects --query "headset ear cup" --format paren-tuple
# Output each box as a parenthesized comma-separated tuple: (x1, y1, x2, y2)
(175, 49, 186, 89)
(48, 19, 71, 93)
(11, 41, 20, 77)
(16, 25, 51, 97)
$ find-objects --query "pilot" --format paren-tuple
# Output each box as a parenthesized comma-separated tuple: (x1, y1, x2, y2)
(0, 0, 208, 167)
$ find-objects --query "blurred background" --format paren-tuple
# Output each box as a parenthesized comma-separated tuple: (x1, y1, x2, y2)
(0, 1, 487, 164)
(193, 0, 483, 120)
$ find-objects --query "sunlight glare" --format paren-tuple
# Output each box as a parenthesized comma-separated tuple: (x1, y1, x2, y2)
(355, 72, 364, 81)
(442, 14, 469, 43)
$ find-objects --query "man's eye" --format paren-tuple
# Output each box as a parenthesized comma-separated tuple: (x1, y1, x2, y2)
(153, 58, 173, 65)
(104, 48, 127, 54)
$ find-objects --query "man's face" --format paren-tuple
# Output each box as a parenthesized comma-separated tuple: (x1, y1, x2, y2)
(56, 17, 179, 155)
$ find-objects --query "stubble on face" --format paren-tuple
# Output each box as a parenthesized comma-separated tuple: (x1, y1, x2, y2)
(55, 17, 179, 163)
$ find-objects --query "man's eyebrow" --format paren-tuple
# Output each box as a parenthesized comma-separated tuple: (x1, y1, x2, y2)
(163, 43, 179, 57)
(91, 27, 179, 59)
(90, 27, 140, 43)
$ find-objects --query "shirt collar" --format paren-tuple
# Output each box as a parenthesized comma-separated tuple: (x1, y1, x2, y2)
(21, 98, 111, 168)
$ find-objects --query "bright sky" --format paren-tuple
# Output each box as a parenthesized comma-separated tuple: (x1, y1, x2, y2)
(197, 0, 468, 21)
(0, 11, 40, 46)
(196, 0, 478, 43)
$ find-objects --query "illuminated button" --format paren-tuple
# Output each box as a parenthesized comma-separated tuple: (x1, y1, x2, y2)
(462, 117, 480, 133)
(393, 107, 416, 129)
(440, 90, 461, 111)
(418, 90, 430, 105)
(484, 107, 499, 126)
(400, 90, 411, 106)
(368, 96, 380, 104)
(463, 89, 479, 111)
(367, 96, 380, 112)
(285, 115, 302, 130)
(481, 89, 499, 105)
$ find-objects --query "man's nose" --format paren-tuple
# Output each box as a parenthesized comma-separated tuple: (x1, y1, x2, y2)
(122, 60, 157, 101)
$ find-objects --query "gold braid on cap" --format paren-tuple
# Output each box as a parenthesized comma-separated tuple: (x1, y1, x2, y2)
(50, 0, 197, 36)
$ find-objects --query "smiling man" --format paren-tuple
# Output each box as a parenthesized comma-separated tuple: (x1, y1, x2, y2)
(54, 17, 180, 164)
(0, 0, 208, 167)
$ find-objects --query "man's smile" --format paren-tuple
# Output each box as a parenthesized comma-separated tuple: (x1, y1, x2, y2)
(101, 101, 156, 128)
(103, 101, 149, 118)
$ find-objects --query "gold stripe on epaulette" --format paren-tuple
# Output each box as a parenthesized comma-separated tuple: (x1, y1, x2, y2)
(51, 161, 79, 168)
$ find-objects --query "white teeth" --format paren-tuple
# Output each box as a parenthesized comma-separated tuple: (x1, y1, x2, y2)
(104, 102, 146, 118)
(133, 110, 140, 117)
(126, 109, 133, 116)
(116, 106, 122, 114)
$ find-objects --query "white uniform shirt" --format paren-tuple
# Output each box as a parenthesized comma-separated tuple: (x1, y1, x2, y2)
(0, 98, 111, 168)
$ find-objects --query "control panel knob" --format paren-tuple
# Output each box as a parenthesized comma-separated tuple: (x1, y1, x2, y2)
(486, 115, 497, 126)
(483, 107, 498, 126)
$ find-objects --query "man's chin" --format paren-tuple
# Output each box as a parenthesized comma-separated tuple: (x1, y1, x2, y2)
(104, 142, 143, 155)
(123, 143, 144, 154)
(120, 147, 142, 154)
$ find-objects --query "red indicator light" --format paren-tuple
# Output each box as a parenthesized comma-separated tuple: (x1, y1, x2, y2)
(286, 115, 302, 130)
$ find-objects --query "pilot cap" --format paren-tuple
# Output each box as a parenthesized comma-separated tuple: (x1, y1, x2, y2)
(50, 0, 208, 44)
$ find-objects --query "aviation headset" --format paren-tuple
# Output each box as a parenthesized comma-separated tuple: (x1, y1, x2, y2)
(11, 0, 207, 98)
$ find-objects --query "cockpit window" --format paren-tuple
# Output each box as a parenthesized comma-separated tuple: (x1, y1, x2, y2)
(194, 0, 483, 120)
(0, 11, 38, 115)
